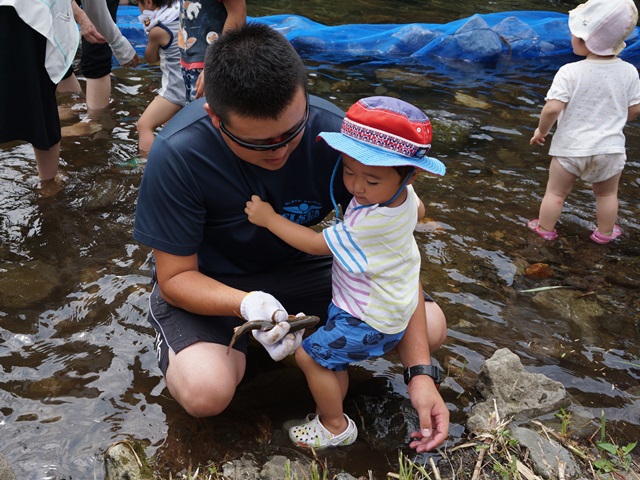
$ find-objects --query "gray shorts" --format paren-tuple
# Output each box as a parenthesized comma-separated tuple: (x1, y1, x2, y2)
(555, 153, 626, 183)
(149, 255, 334, 375)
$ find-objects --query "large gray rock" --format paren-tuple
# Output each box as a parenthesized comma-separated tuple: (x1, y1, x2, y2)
(510, 425, 581, 479)
(467, 348, 570, 433)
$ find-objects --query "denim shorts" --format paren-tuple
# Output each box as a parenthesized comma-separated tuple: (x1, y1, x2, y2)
(301, 302, 406, 371)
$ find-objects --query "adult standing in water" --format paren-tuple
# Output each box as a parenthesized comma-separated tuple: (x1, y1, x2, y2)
(0, 0, 137, 192)
(58, 0, 139, 112)
(0, 0, 78, 188)
(134, 22, 449, 452)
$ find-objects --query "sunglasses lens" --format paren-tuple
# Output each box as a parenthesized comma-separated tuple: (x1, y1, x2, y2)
(221, 95, 309, 151)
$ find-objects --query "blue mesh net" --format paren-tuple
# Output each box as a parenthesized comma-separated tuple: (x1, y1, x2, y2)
(117, 7, 640, 67)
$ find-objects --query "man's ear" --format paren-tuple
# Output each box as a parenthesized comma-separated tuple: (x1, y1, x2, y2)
(204, 103, 221, 128)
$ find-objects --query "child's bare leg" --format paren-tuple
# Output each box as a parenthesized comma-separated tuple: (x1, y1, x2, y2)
(34, 143, 61, 181)
(295, 347, 348, 435)
(336, 370, 349, 401)
(538, 157, 577, 232)
(137, 96, 182, 155)
(592, 172, 621, 236)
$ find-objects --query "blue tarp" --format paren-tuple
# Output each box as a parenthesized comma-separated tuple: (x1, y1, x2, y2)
(116, 7, 640, 66)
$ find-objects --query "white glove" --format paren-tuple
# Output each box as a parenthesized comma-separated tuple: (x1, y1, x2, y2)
(240, 291, 296, 360)
(261, 311, 307, 361)
(262, 329, 304, 362)
(240, 291, 288, 324)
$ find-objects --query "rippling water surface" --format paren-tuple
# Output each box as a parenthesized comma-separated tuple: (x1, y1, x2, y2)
(1, 1, 639, 478)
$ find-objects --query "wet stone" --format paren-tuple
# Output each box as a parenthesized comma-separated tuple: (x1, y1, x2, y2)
(0, 260, 59, 309)
(530, 288, 604, 322)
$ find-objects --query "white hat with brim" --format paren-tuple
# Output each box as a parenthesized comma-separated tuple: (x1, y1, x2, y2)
(568, 0, 638, 56)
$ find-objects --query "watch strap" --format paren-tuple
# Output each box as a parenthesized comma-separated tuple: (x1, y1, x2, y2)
(403, 364, 443, 386)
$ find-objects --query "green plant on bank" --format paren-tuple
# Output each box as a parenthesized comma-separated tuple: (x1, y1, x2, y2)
(593, 410, 638, 474)
(554, 408, 572, 437)
(283, 458, 328, 480)
(387, 450, 433, 479)
(490, 454, 519, 480)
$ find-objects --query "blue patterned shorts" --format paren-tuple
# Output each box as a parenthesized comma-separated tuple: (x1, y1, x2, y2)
(181, 67, 202, 104)
(301, 302, 405, 371)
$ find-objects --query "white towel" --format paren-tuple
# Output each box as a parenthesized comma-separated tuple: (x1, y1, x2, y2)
(138, 0, 180, 35)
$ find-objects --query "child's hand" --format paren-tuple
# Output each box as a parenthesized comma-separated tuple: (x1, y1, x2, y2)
(195, 72, 205, 100)
(530, 128, 546, 146)
(245, 195, 276, 227)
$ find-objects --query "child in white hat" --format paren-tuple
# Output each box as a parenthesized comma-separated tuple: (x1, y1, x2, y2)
(245, 96, 446, 449)
(529, 0, 640, 243)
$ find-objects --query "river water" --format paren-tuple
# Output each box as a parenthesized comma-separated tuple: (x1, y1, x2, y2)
(1, 1, 639, 479)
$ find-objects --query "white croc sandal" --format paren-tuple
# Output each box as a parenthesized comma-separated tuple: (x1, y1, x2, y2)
(289, 414, 358, 449)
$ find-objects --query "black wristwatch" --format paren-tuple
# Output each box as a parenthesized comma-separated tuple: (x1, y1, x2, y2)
(403, 364, 443, 387)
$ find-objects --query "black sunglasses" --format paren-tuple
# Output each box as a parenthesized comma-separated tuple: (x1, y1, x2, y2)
(219, 94, 310, 152)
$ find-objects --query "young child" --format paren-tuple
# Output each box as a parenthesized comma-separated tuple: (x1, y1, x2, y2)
(529, 0, 640, 244)
(178, 0, 246, 103)
(136, 0, 184, 154)
(245, 96, 446, 449)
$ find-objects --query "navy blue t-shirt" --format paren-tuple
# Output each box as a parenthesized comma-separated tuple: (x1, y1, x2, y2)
(133, 95, 351, 277)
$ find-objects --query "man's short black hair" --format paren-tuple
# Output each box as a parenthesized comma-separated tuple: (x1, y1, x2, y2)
(204, 22, 308, 122)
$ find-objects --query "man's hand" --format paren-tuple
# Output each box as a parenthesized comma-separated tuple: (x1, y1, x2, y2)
(240, 291, 301, 361)
(256, 328, 303, 361)
(407, 375, 449, 452)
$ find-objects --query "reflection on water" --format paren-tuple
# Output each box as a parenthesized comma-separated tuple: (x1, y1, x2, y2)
(1, 1, 639, 478)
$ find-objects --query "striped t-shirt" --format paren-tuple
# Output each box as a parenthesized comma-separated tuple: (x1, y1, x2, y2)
(322, 185, 421, 334)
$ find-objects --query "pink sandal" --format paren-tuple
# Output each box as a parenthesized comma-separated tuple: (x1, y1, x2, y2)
(590, 225, 622, 244)
(527, 219, 558, 241)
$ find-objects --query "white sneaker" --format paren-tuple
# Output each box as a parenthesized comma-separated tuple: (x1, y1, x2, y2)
(288, 414, 358, 449)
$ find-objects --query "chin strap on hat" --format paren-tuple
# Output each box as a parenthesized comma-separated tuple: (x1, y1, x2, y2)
(330, 154, 344, 222)
(330, 154, 416, 217)
(375, 168, 415, 208)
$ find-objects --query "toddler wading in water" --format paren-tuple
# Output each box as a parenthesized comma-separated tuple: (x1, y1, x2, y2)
(245, 96, 446, 449)
(529, 0, 640, 244)
(136, 0, 184, 154)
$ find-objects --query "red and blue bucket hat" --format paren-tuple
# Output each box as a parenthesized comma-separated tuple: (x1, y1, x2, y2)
(318, 96, 446, 176)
